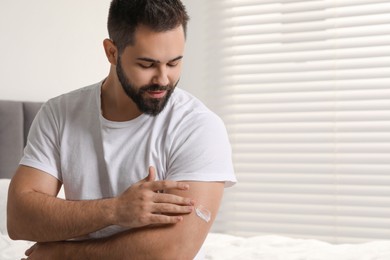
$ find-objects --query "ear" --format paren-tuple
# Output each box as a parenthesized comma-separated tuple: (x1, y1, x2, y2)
(103, 39, 118, 65)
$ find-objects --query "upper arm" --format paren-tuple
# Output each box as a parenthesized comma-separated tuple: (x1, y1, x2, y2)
(169, 180, 224, 228)
(21, 101, 62, 182)
(167, 113, 235, 185)
(166, 181, 225, 257)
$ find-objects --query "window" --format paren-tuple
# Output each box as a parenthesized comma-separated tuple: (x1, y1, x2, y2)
(208, 0, 390, 243)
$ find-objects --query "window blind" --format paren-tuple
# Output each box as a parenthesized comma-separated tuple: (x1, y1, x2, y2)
(206, 0, 390, 243)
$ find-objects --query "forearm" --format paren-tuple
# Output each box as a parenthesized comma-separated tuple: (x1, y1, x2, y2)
(61, 222, 201, 260)
(7, 189, 115, 242)
(8, 166, 194, 243)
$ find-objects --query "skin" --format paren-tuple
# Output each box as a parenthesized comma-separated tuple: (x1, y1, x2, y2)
(7, 24, 226, 259)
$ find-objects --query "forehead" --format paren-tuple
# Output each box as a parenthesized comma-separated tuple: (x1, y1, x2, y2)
(122, 24, 186, 62)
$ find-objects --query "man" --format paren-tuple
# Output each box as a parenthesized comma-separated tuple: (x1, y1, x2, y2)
(7, 0, 236, 259)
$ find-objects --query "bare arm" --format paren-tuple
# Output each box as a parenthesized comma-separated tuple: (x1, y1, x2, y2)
(7, 166, 193, 242)
(24, 181, 224, 260)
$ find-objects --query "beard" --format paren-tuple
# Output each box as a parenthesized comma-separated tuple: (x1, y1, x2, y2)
(116, 55, 178, 116)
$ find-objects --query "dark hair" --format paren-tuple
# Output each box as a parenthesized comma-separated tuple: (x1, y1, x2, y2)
(107, 0, 190, 53)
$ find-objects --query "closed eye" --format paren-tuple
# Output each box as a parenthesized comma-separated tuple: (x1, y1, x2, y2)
(167, 60, 181, 67)
(138, 62, 154, 69)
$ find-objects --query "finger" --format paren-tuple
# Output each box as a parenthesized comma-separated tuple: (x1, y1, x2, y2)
(25, 243, 38, 256)
(153, 192, 195, 206)
(150, 180, 190, 192)
(149, 214, 184, 224)
(139, 166, 156, 183)
(153, 203, 194, 214)
(147, 166, 156, 182)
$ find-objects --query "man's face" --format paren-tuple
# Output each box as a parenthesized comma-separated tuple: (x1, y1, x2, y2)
(116, 55, 179, 116)
(116, 25, 185, 116)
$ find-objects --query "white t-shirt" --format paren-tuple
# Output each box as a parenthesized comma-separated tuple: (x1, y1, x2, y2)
(21, 81, 236, 240)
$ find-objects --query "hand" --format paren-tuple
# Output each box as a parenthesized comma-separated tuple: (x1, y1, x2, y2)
(113, 166, 195, 228)
(23, 243, 61, 260)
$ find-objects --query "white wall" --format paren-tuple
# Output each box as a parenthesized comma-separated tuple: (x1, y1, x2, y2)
(0, 0, 208, 104)
(180, 0, 209, 104)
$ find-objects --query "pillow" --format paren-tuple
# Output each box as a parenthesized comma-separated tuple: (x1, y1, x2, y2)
(0, 179, 11, 235)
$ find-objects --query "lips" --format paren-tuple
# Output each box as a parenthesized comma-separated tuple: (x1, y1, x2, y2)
(146, 90, 167, 99)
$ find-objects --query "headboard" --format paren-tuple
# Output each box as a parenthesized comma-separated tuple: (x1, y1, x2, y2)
(0, 100, 43, 179)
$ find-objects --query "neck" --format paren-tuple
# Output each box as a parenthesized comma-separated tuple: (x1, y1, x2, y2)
(101, 73, 142, 122)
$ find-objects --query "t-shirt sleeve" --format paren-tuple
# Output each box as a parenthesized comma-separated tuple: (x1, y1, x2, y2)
(20, 101, 62, 181)
(166, 112, 237, 187)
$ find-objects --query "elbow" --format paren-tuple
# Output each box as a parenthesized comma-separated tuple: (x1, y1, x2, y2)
(7, 206, 17, 240)
(6, 189, 24, 240)
(7, 230, 20, 241)
(7, 194, 34, 241)
(7, 207, 30, 241)
(7, 214, 24, 241)
(7, 215, 37, 242)
(7, 220, 35, 242)
(7, 219, 21, 241)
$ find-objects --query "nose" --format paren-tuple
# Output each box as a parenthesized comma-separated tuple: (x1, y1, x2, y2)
(152, 66, 169, 86)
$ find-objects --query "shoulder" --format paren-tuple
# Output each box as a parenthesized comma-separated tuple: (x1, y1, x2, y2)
(46, 82, 100, 109)
(166, 88, 223, 125)
(33, 82, 101, 130)
(161, 88, 228, 141)
(168, 88, 207, 111)
(41, 82, 101, 117)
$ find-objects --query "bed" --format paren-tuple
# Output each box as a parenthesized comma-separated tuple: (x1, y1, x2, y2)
(1, 100, 390, 260)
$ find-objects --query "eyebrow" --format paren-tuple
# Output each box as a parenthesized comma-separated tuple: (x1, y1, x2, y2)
(136, 56, 183, 64)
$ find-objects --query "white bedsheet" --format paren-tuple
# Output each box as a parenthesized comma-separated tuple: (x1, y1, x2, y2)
(2, 233, 390, 260)
(204, 233, 390, 260)
(0, 235, 33, 260)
